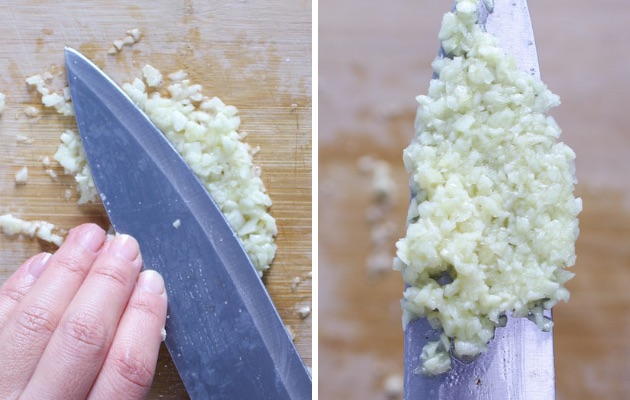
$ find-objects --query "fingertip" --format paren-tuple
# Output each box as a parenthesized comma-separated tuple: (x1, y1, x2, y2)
(67, 223, 106, 252)
(9, 252, 52, 281)
(137, 270, 166, 296)
(28, 252, 53, 279)
(109, 234, 140, 262)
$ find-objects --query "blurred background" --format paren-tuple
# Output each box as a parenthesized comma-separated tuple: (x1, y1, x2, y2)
(319, 0, 630, 398)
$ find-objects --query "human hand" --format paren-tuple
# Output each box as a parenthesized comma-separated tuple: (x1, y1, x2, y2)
(0, 223, 168, 399)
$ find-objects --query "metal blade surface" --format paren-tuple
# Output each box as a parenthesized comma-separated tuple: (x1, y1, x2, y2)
(65, 48, 311, 400)
(404, 1, 555, 399)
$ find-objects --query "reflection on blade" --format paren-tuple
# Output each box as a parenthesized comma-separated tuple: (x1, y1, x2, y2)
(404, 311, 555, 399)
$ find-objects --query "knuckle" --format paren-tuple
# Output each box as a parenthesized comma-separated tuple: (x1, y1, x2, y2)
(61, 311, 111, 358)
(14, 303, 56, 343)
(93, 261, 131, 289)
(129, 295, 162, 321)
(110, 349, 154, 392)
(54, 253, 89, 280)
(0, 284, 27, 306)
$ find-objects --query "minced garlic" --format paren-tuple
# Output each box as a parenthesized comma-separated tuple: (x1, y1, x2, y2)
(24, 106, 40, 118)
(26, 74, 74, 116)
(52, 66, 277, 276)
(0, 214, 64, 246)
(121, 68, 277, 275)
(44, 169, 58, 181)
(142, 65, 163, 88)
(15, 167, 28, 185)
(107, 28, 143, 55)
(394, 0, 581, 374)
(53, 129, 98, 204)
(297, 305, 311, 319)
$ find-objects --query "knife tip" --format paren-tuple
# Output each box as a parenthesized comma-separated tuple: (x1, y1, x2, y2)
(63, 47, 93, 80)
(64, 47, 77, 67)
(64, 46, 79, 60)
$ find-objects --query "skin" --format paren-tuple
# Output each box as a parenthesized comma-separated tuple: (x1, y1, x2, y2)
(0, 223, 168, 400)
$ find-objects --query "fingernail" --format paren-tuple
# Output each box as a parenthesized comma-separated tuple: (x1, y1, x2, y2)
(138, 270, 165, 295)
(74, 224, 105, 252)
(110, 234, 140, 261)
(28, 253, 53, 279)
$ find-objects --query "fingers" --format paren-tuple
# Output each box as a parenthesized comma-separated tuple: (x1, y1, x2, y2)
(88, 270, 168, 400)
(0, 252, 52, 329)
(0, 223, 106, 399)
(21, 234, 144, 400)
(0, 226, 167, 399)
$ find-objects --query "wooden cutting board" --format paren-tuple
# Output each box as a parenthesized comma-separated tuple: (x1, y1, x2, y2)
(0, 1, 311, 398)
(320, 0, 630, 399)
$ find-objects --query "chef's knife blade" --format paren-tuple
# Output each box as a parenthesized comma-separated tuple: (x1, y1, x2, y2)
(404, 1, 555, 399)
(65, 47, 311, 399)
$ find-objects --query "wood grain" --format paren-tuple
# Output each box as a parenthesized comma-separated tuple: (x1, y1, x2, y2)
(320, 0, 630, 399)
(0, 1, 311, 397)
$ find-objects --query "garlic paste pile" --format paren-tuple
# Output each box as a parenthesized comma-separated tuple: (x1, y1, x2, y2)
(393, 0, 581, 375)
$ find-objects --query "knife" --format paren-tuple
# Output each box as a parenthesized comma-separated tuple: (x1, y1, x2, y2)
(65, 47, 312, 399)
(404, 1, 555, 399)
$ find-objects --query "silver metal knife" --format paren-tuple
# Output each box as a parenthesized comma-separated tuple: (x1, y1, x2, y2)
(404, 1, 555, 399)
(65, 47, 312, 399)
